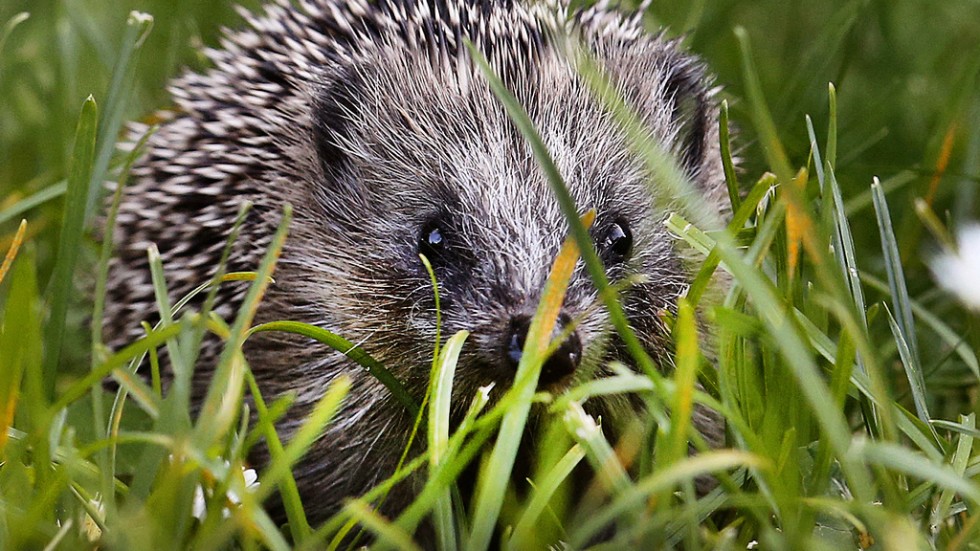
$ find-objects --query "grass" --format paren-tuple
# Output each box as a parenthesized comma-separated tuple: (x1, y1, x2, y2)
(2, 0, 980, 549)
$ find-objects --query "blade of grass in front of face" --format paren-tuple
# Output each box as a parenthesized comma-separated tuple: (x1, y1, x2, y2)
(247, 321, 417, 415)
(428, 330, 468, 551)
(464, 212, 583, 549)
(554, 369, 655, 404)
(42, 95, 97, 399)
(576, 48, 720, 230)
(563, 401, 633, 529)
(363, 394, 494, 548)
(575, 404, 634, 496)
(344, 258, 444, 550)
(469, 43, 669, 411)
(465, 43, 597, 550)
(507, 444, 585, 549)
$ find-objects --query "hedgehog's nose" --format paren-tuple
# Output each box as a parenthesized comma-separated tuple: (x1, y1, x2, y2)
(505, 313, 582, 387)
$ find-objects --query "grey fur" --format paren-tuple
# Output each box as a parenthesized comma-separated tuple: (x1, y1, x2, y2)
(105, 0, 728, 523)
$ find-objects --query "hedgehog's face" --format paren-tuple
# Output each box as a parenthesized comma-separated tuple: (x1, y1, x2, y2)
(303, 33, 721, 407)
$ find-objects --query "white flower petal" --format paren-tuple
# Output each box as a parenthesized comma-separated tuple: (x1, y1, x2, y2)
(932, 224, 980, 310)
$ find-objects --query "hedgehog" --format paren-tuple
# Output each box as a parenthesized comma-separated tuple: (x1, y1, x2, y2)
(105, 0, 729, 526)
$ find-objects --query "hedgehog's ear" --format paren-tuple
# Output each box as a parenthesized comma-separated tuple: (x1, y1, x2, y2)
(311, 65, 363, 178)
(661, 60, 710, 180)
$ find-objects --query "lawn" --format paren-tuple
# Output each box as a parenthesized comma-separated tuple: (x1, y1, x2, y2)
(1, 0, 979, 549)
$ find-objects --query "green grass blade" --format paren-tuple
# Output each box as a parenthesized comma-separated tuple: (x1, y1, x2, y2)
(146, 243, 191, 412)
(931, 414, 975, 536)
(564, 401, 631, 497)
(464, 43, 601, 550)
(89, 125, 154, 526)
(860, 272, 979, 379)
(464, 224, 582, 549)
(0, 12, 29, 60)
(686, 173, 776, 306)
(844, 171, 917, 216)
(0, 246, 41, 457)
(0, 182, 68, 227)
(664, 299, 700, 467)
(251, 376, 350, 506)
(50, 323, 182, 412)
(248, 372, 349, 545)
(194, 205, 291, 448)
(83, 11, 154, 221)
(428, 330, 468, 551)
(569, 451, 765, 547)
(386, 386, 494, 540)
(42, 95, 98, 399)
(246, 321, 418, 416)
(826, 83, 838, 169)
(345, 500, 422, 551)
(719, 100, 742, 213)
(884, 306, 933, 430)
(0, 219, 27, 286)
(858, 440, 980, 506)
(872, 179, 921, 365)
(508, 444, 585, 549)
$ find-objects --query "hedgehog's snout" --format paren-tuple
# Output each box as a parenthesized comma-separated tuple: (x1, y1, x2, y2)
(504, 313, 582, 388)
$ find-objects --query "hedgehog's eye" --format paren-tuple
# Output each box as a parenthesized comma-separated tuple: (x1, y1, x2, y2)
(418, 221, 446, 262)
(601, 219, 633, 265)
